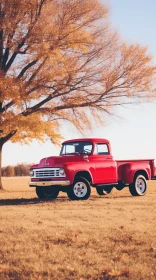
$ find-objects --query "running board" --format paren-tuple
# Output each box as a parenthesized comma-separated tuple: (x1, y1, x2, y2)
(93, 183, 118, 187)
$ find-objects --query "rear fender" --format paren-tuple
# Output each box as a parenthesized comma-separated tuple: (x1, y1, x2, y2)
(122, 163, 150, 184)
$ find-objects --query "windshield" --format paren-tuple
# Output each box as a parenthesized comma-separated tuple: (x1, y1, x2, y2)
(60, 141, 93, 155)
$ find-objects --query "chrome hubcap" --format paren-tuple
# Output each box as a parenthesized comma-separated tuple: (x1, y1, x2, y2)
(136, 178, 146, 194)
(73, 182, 87, 198)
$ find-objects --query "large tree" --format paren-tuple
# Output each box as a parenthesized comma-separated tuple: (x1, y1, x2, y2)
(0, 0, 155, 189)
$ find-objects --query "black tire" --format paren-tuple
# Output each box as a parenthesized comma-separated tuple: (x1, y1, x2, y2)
(96, 186, 113, 195)
(67, 177, 91, 200)
(36, 186, 59, 200)
(129, 175, 147, 196)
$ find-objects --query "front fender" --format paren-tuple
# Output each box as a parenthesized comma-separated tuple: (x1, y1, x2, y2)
(63, 162, 94, 184)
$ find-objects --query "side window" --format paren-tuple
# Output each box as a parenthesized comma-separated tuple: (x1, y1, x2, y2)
(94, 144, 109, 155)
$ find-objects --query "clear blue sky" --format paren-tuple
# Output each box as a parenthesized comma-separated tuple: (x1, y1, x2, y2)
(108, 0, 156, 57)
(2, 0, 156, 166)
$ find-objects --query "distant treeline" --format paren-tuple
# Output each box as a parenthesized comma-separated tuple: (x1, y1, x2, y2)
(2, 164, 33, 177)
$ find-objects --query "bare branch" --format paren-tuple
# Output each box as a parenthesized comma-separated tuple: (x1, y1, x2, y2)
(0, 30, 3, 66)
(17, 60, 38, 80)
(0, 130, 17, 145)
(4, 40, 25, 72)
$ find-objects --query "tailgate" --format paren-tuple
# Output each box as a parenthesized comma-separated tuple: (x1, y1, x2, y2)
(152, 167, 156, 180)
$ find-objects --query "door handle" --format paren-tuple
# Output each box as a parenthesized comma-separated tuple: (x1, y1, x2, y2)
(83, 155, 89, 161)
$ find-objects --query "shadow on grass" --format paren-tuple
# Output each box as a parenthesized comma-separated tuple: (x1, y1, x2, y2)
(0, 197, 42, 206)
(0, 197, 69, 206)
(0, 194, 133, 206)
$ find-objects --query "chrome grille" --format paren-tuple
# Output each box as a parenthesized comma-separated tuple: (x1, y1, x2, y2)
(33, 168, 62, 178)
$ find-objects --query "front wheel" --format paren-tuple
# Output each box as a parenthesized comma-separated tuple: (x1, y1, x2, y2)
(96, 186, 113, 195)
(36, 186, 59, 200)
(67, 177, 91, 200)
(129, 175, 147, 196)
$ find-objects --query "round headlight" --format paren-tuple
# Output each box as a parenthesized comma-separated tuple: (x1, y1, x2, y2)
(30, 170, 34, 177)
(59, 168, 65, 177)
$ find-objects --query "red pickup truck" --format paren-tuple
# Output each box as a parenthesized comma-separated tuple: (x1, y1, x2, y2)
(29, 138, 156, 200)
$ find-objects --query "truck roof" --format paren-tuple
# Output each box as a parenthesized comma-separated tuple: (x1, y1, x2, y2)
(62, 138, 110, 144)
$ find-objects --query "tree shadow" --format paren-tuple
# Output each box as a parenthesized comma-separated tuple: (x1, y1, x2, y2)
(0, 194, 133, 206)
(0, 197, 68, 206)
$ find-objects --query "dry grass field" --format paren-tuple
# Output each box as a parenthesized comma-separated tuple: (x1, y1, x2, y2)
(0, 177, 156, 280)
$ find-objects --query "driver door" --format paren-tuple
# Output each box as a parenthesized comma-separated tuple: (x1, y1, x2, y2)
(93, 143, 117, 184)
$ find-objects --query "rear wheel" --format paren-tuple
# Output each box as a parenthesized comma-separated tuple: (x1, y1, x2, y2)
(129, 175, 147, 196)
(36, 186, 59, 199)
(96, 186, 113, 195)
(67, 177, 91, 200)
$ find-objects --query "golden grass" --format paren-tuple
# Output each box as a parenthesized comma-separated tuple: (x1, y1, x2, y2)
(0, 177, 156, 280)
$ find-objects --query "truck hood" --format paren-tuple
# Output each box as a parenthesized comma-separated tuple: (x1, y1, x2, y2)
(37, 155, 84, 168)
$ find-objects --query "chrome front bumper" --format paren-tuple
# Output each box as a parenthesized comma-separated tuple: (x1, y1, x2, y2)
(29, 180, 70, 187)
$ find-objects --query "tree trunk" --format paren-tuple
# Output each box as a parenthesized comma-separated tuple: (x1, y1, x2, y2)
(0, 143, 3, 189)
(0, 131, 17, 190)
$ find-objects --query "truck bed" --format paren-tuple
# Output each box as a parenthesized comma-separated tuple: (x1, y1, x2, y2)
(116, 159, 155, 182)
